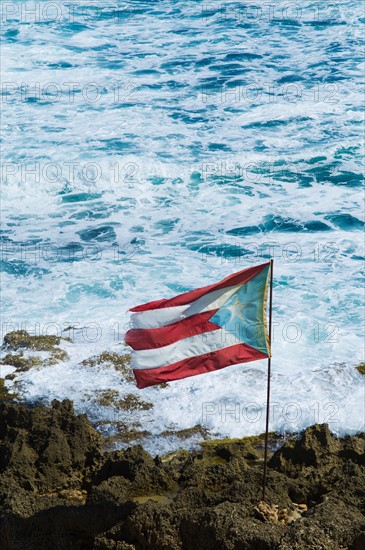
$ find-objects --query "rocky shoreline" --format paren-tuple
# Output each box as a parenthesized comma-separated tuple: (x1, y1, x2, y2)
(0, 398, 364, 550)
(1, 330, 364, 454)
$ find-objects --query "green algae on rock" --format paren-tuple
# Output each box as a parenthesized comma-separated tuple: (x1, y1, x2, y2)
(201, 432, 282, 462)
(0, 349, 69, 373)
(81, 351, 134, 382)
(0, 353, 43, 372)
(97, 420, 152, 449)
(2, 330, 71, 351)
(161, 424, 210, 440)
(94, 390, 153, 412)
(1, 331, 70, 374)
(45, 347, 70, 365)
(117, 394, 153, 412)
(356, 362, 365, 375)
(94, 389, 121, 408)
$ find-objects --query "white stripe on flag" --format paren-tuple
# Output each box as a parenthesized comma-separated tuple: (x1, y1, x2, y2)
(131, 329, 241, 370)
(130, 283, 242, 329)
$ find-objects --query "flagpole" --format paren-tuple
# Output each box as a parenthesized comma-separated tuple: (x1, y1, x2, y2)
(262, 258, 274, 502)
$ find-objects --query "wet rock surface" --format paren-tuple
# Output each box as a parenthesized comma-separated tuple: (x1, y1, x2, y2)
(0, 400, 364, 550)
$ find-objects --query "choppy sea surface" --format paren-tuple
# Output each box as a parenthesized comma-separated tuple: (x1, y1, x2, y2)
(1, 1, 364, 453)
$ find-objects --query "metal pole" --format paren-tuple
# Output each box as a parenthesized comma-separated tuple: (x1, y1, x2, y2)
(262, 258, 273, 501)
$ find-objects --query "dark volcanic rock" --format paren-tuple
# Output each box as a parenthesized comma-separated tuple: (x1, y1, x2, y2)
(2, 330, 65, 351)
(179, 502, 282, 550)
(270, 423, 365, 509)
(89, 446, 175, 506)
(280, 497, 365, 549)
(123, 502, 180, 550)
(0, 399, 102, 495)
(269, 423, 341, 472)
(0, 400, 364, 550)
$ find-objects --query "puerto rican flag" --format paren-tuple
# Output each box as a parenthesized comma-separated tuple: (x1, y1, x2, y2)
(125, 262, 271, 388)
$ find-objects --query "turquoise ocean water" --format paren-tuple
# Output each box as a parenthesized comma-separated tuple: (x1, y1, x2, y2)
(1, 1, 364, 452)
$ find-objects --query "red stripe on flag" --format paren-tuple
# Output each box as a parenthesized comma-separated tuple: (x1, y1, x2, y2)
(133, 343, 268, 388)
(130, 262, 269, 312)
(125, 310, 220, 350)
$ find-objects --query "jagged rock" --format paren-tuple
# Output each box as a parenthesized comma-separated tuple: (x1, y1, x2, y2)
(0, 399, 103, 496)
(280, 497, 365, 549)
(269, 424, 341, 474)
(179, 502, 282, 550)
(88, 446, 174, 506)
(2, 330, 67, 351)
(123, 502, 180, 550)
(0, 400, 364, 550)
